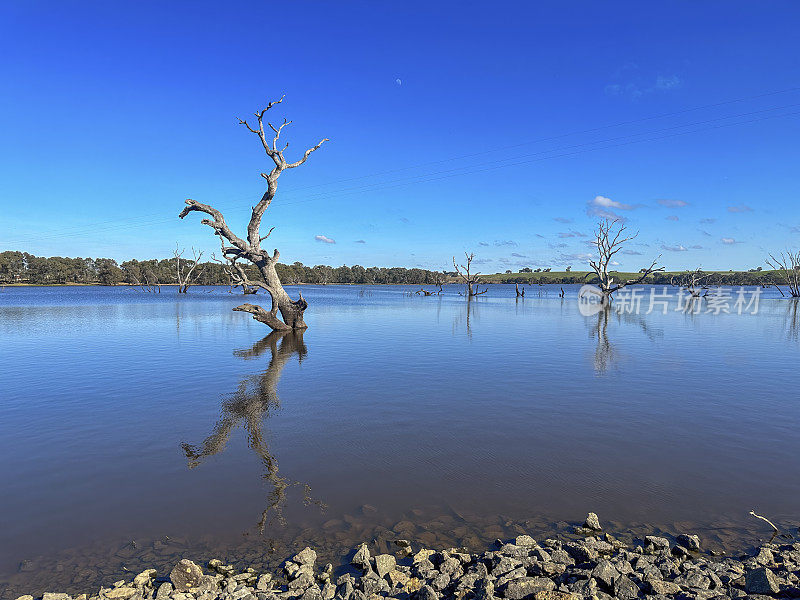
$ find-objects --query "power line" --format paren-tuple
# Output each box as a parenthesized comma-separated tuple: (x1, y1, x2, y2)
(3, 88, 800, 248)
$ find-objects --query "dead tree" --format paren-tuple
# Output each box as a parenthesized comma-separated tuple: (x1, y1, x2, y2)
(174, 245, 204, 293)
(671, 268, 710, 298)
(454, 252, 488, 297)
(588, 219, 664, 303)
(515, 283, 525, 297)
(766, 250, 800, 297)
(180, 96, 328, 330)
(212, 239, 258, 295)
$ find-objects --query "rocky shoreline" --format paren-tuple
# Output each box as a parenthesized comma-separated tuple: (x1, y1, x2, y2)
(11, 515, 800, 600)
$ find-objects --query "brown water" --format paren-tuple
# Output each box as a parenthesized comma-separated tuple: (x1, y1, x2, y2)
(1, 285, 798, 598)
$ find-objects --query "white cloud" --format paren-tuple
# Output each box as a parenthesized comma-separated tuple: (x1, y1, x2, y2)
(661, 243, 688, 252)
(727, 205, 753, 213)
(355, 240, 366, 244)
(721, 237, 737, 244)
(554, 217, 572, 223)
(586, 195, 637, 219)
(315, 235, 336, 244)
(657, 199, 688, 208)
(655, 75, 682, 90)
(666, 215, 679, 221)
(494, 240, 517, 247)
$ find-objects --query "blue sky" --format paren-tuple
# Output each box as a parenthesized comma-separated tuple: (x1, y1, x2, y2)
(1, 1, 799, 272)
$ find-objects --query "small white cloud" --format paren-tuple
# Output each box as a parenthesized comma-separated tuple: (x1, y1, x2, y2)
(700, 218, 716, 224)
(621, 249, 643, 256)
(655, 75, 682, 90)
(657, 199, 688, 208)
(586, 195, 637, 219)
(661, 243, 688, 252)
(554, 217, 572, 224)
(494, 240, 517, 247)
(666, 215, 679, 221)
(727, 205, 753, 213)
(355, 239, 366, 244)
(395, 78, 402, 86)
(315, 235, 336, 244)
(690, 245, 703, 249)
(558, 232, 576, 238)
(721, 237, 737, 244)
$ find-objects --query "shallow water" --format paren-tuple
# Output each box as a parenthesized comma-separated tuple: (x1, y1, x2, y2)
(1, 284, 798, 597)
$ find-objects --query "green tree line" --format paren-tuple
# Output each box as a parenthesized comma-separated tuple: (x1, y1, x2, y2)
(0, 251, 446, 286)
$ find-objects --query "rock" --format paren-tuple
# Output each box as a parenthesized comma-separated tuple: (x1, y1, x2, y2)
(474, 578, 495, 600)
(351, 544, 370, 569)
(15, 596, 34, 600)
(613, 575, 639, 600)
(43, 595, 71, 600)
(294, 547, 318, 566)
(677, 534, 701, 552)
(564, 541, 598, 563)
(504, 577, 556, 599)
(515, 535, 536, 547)
(133, 569, 157, 587)
(645, 536, 670, 551)
(170, 559, 211, 593)
(103, 588, 137, 600)
(155, 583, 173, 599)
(413, 549, 436, 564)
(387, 569, 409, 587)
(289, 572, 316, 591)
(584, 513, 602, 531)
(591, 560, 620, 589)
(431, 572, 450, 591)
(415, 584, 438, 600)
(533, 593, 579, 600)
(374, 554, 396, 578)
(745, 568, 780, 595)
(257, 574, 273, 591)
(648, 580, 682, 595)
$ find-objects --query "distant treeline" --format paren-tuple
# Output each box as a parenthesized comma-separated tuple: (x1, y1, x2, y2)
(0, 251, 446, 286)
(485, 270, 785, 286)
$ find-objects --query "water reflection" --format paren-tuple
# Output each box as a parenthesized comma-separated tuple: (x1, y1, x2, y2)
(181, 330, 324, 533)
(785, 298, 799, 341)
(588, 306, 663, 373)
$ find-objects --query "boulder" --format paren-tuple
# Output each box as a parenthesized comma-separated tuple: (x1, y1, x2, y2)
(584, 513, 602, 531)
(169, 559, 211, 593)
(745, 567, 780, 595)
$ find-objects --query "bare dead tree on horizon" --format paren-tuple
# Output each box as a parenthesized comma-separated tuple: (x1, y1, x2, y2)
(587, 218, 664, 303)
(766, 250, 800, 297)
(179, 95, 328, 330)
(454, 252, 488, 297)
(173, 244, 204, 294)
(671, 267, 711, 298)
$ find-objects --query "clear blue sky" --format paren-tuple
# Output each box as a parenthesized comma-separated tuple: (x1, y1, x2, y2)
(2, 1, 799, 272)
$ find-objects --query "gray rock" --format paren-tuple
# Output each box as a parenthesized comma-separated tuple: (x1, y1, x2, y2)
(170, 559, 211, 593)
(648, 580, 682, 595)
(515, 535, 536, 547)
(613, 575, 639, 600)
(504, 577, 556, 599)
(431, 572, 450, 591)
(288, 572, 315, 591)
(155, 583, 173, 599)
(257, 574, 273, 591)
(374, 554, 396, 578)
(351, 544, 370, 569)
(677, 535, 701, 552)
(645, 536, 671, 552)
(415, 584, 439, 600)
(584, 513, 602, 531)
(564, 542, 598, 563)
(293, 547, 317, 567)
(591, 560, 620, 589)
(43, 595, 72, 600)
(744, 568, 779, 595)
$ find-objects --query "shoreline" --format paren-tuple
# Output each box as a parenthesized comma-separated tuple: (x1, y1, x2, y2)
(5, 514, 798, 600)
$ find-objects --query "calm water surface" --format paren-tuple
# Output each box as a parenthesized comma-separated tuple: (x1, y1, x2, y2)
(1, 284, 798, 597)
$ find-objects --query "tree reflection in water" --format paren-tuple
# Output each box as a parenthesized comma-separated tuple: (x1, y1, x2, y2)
(588, 305, 663, 373)
(181, 330, 324, 533)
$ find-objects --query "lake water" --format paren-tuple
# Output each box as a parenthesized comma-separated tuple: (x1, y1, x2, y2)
(1, 284, 799, 598)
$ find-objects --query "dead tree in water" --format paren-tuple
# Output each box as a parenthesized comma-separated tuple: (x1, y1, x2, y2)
(212, 239, 259, 295)
(766, 250, 800, 297)
(515, 283, 525, 297)
(671, 268, 710, 298)
(454, 253, 488, 297)
(588, 219, 663, 303)
(180, 96, 328, 330)
(174, 245, 204, 293)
